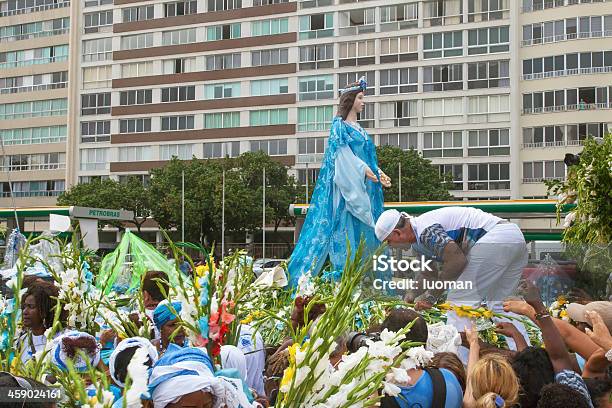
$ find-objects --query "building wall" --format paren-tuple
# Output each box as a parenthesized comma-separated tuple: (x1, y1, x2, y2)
(0, 0, 72, 206)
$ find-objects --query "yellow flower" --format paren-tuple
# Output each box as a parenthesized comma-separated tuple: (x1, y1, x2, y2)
(437, 303, 451, 311)
(559, 310, 568, 318)
(241, 314, 253, 324)
(557, 296, 567, 306)
(279, 365, 295, 393)
(89, 396, 98, 405)
(482, 310, 494, 319)
(288, 343, 299, 365)
(195, 265, 208, 278)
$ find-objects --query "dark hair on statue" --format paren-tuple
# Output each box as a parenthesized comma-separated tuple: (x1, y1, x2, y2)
(336, 81, 363, 120)
(113, 346, 154, 385)
(62, 335, 98, 360)
(22, 281, 67, 329)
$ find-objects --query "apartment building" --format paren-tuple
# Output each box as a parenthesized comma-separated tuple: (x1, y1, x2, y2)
(1, 0, 609, 209)
(0, 0, 71, 206)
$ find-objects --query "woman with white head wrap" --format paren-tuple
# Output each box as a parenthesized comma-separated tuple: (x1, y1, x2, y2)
(49, 331, 101, 372)
(149, 343, 254, 408)
(220, 345, 247, 382)
(109, 337, 158, 388)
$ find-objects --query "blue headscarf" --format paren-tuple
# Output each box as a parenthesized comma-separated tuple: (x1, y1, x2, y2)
(153, 301, 182, 330)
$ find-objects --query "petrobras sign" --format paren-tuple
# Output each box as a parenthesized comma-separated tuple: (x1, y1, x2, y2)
(70, 206, 134, 221)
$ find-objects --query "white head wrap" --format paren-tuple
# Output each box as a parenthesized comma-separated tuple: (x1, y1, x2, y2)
(109, 336, 158, 387)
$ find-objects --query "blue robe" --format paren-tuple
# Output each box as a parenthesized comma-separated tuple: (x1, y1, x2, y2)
(288, 116, 384, 286)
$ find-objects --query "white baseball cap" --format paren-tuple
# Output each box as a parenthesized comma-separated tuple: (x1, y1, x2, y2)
(375, 209, 410, 242)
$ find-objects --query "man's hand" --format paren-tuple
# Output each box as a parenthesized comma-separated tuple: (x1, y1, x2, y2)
(503, 299, 536, 321)
(414, 299, 433, 311)
(518, 280, 545, 312)
(585, 311, 612, 351)
(465, 324, 479, 347)
(495, 322, 520, 338)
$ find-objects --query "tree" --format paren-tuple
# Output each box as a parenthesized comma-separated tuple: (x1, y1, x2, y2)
(58, 178, 150, 232)
(376, 145, 453, 202)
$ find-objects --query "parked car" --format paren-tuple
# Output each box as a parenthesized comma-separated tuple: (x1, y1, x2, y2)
(252, 258, 286, 277)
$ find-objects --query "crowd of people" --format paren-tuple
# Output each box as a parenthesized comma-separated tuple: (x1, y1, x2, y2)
(7, 265, 612, 408)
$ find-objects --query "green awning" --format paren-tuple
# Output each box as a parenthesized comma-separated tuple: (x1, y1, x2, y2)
(0, 207, 71, 218)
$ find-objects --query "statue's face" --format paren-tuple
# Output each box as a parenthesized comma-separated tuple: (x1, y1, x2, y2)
(352, 92, 365, 114)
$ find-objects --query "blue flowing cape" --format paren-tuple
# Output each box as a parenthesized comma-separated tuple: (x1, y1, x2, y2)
(288, 116, 384, 286)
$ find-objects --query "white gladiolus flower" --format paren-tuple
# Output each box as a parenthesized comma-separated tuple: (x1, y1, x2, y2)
(386, 367, 410, 386)
(406, 346, 434, 368)
(383, 381, 402, 396)
(563, 212, 576, 228)
(125, 346, 151, 407)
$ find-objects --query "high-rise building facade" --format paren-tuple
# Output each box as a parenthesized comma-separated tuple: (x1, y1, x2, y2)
(0, 0, 71, 207)
(2, 0, 611, 208)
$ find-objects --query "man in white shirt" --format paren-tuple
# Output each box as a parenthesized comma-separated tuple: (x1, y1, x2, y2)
(375, 207, 528, 338)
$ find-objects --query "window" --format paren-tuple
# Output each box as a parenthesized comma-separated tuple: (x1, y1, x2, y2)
(205, 53, 240, 71)
(207, 23, 241, 41)
(338, 71, 375, 96)
(118, 146, 152, 162)
(1, 180, 65, 198)
(82, 66, 111, 89)
(468, 60, 510, 89)
(380, 4, 419, 30)
(116, 175, 149, 186)
(250, 108, 288, 126)
(298, 137, 327, 156)
(164, 1, 197, 17)
(338, 9, 376, 35)
(423, 0, 463, 27)
(468, 26, 510, 55)
(123, 5, 154, 22)
(0, 99, 67, 119)
(0, 18, 69, 43)
(299, 44, 334, 70)
(251, 48, 288, 66)
(522, 51, 612, 80)
(523, 161, 565, 183)
(424, 31, 463, 58)
(1, 153, 65, 171)
(208, 0, 241, 12)
(297, 106, 334, 132)
(81, 93, 111, 115)
(378, 133, 418, 150)
(299, 75, 334, 101)
(160, 144, 194, 160)
(204, 82, 241, 99)
(356, 102, 375, 129)
(163, 57, 197, 74)
(162, 29, 196, 46)
(121, 33, 154, 50)
(423, 131, 463, 158)
(522, 126, 565, 147)
(467, 94, 510, 123)
(161, 115, 195, 131)
(80, 121, 110, 143)
(204, 111, 241, 128)
(80, 148, 108, 170)
(251, 78, 288, 96)
(203, 141, 239, 158)
(0, 126, 67, 145)
(379, 101, 418, 127)
(161, 86, 196, 102)
(380, 68, 418, 94)
(468, 0, 509, 22)
(468, 129, 510, 156)
(84, 11, 112, 33)
(299, 13, 334, 39)
(122, 61, 154, 78)
(297, 168, 321, 185)
(423, 97, 463, 125)
(380, 36, 418, 63)
(338, 40, 376, 67)
(120, 118, 152, 134)
(423, 64, 463, 91)
(82, 38, 112, 62)
(252, 18, 289, 36)
(254, 0, 289, 4)
(438, 164, 463, 190)
(468, 163, 510, 190)
(120, 89, 153, 106)
(250, 139, 287, 155)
